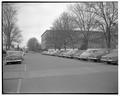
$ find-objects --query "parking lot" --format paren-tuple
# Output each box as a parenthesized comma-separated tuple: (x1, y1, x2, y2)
(3, 52, 118, 93)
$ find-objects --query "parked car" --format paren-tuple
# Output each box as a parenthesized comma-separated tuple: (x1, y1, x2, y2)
(87, 49, 109, 61)
(61, 50, 71, 57)
(41, 51, 49, 55)
(5, 50, 24, 64)
(79, 49, 102, 60)
(73, 50, 85, 59)
(48, 50, 59, 56)
(65, 50, 79, 58)
(101, 49, 118, 64)
(47, 50, 55, 55)
(58, 50, 69, 57)
(61, 50, 73, 57)
(51, 50, 61, 56)
(54, 50, 64, 56)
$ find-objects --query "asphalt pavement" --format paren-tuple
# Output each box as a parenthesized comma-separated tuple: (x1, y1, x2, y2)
(3, 52, 118, 93)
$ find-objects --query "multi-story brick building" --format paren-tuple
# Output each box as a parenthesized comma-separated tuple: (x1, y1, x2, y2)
(41, 30, 117, 50)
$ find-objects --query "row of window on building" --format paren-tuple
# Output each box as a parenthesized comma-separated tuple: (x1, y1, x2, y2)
(41, 30, 118, 50)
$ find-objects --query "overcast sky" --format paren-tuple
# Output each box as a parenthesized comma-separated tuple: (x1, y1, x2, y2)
(16, 3, 71, 47)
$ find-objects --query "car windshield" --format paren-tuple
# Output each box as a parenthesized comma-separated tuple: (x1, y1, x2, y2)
(64, 50, 69, 53)
(95, 49, 107, 53)
(71, 50, 78, 53)
(87, 49, 97, 53)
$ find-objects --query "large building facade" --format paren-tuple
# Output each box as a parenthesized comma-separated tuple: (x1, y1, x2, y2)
(41, 30, 117, 50)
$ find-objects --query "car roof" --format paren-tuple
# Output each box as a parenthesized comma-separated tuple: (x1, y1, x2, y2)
(7, 50, 21, 52)
(86, 48, 108, 51)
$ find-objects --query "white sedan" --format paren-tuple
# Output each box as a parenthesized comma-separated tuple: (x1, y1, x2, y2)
(5, 50, 24, 64)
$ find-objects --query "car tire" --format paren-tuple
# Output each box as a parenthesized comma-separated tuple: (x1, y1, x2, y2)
(107, 61, 112, 64)
(18, 61, 22, 64)
(94, 59, 98, 62)
(6, 62, 11, 65)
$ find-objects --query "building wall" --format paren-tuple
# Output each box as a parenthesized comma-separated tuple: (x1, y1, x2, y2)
(41, 30, 116, 50)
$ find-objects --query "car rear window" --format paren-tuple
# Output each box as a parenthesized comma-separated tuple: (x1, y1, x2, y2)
(7, 51, 22, 56)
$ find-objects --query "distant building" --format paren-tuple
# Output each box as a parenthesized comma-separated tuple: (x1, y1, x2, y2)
(41, 30, 117, 50)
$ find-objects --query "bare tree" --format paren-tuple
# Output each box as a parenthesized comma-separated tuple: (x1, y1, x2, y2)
(2, 3, 22, 50)
(89, 2, 118, 48)
(10, 26, 22, 45)
(27, 38, 40, 51)
(69, 3, 98, 49)
(51, 12, 77, 49)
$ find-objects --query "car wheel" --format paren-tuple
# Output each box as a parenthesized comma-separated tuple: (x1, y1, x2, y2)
(93, 59, 97, 62)
(107, 61, 112, 64)
(18, 61, 21, 64)
(7, 62, 11, 65)
(112, 62, 118, 65)
(20, 61, 22, 64)
(97, 59, 101, 62)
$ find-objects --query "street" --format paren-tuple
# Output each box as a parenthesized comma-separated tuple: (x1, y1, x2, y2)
(3, 53, 118, 93)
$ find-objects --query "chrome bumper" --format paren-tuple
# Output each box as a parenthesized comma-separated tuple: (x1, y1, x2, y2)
(6, 59, 22, 63)
(101, 58, 116, 62)
(88, 57, 97, 60)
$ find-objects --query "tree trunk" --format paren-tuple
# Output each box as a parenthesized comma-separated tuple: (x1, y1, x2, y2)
(64, 43, 66, 50)
(54, 43, 56, 50)
(106, 27, 111, 48)
(7, 36, 11, 50)
(81, 39, 88, 50)
(72, 42, 75, 49)
(84, 39, 88, 49)
(70, 39, 75, 49)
